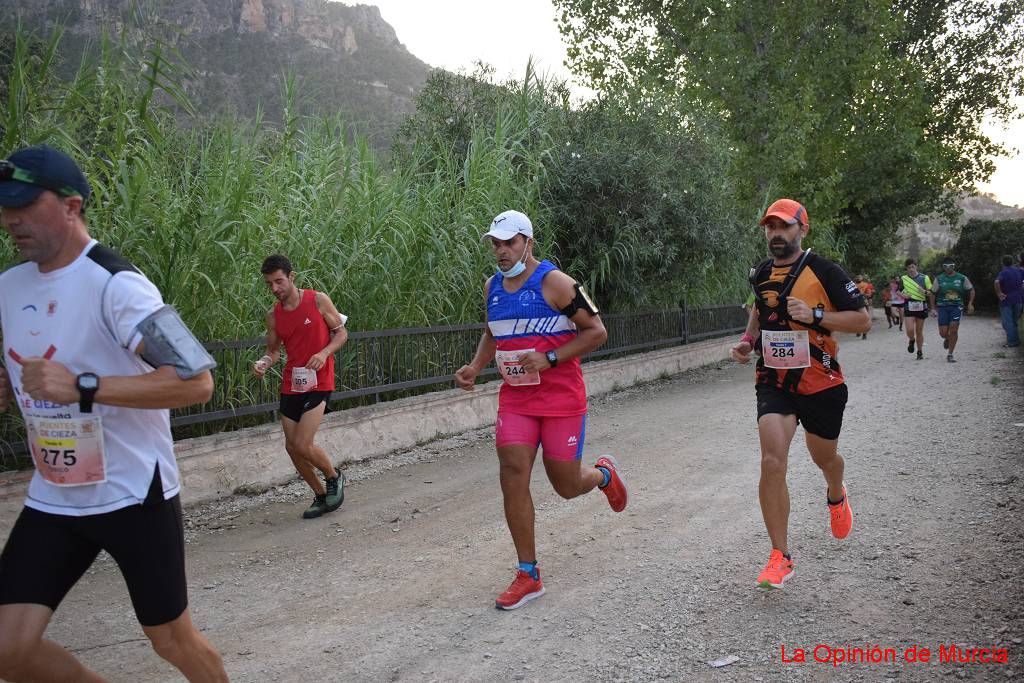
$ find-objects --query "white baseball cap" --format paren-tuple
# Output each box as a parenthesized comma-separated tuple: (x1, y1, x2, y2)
(483, 210, 533, 240)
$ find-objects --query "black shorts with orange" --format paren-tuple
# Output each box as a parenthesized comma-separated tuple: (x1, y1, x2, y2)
(755, 382, 848, 440)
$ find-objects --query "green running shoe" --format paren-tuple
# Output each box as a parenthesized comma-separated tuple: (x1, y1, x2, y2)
(302, 493, 328, 519)
(324, 468, 345, 513)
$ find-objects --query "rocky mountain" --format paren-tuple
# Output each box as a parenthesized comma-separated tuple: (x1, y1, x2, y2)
(900, 193, 1024, 257)
(1, 0, 433, 147)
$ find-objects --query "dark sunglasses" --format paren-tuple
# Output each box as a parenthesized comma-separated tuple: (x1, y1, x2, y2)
(0, 160, 83, 200)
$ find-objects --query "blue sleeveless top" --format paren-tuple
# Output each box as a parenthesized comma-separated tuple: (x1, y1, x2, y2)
(486, 260, 586, 416)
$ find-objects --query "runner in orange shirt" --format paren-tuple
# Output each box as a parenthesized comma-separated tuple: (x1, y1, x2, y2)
(731, 198, 870, 589)
(854, 275, 875, 338)
(880, 281, 895, 328)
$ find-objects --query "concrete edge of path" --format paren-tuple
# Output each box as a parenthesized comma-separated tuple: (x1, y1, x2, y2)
(0, 338, 734, 539)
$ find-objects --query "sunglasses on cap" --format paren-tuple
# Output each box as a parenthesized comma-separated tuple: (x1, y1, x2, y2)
(0, 160, 83, 199)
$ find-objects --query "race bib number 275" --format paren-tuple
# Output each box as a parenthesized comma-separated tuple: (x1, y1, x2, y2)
(26, 415, 107, 487)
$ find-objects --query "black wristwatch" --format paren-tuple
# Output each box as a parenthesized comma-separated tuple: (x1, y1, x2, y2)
(545, 350, 559, 368)
(76, 373, 99, 413)
(813, 308, 825, 323)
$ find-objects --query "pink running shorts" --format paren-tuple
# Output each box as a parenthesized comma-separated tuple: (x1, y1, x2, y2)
(495, 411, 587, 461)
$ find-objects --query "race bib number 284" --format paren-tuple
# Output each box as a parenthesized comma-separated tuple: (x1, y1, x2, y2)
(761, 330, 811, 369)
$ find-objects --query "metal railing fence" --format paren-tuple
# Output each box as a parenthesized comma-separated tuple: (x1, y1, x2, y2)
(0, 303, 746, 471)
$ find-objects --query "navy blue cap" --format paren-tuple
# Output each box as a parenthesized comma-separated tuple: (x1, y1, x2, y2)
(0, 145, 91, 208)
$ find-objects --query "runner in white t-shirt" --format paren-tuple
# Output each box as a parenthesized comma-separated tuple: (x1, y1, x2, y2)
(0, 146, 227, 682)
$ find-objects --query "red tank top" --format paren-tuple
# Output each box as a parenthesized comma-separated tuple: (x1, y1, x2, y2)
(274, 289, 335, 395)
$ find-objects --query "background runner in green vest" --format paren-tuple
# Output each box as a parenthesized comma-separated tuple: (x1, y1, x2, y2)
(930, 258, 975, 363)
(899, 259, 934, 360)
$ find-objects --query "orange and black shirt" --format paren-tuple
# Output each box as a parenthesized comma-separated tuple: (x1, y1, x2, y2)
(752, 252, 865, 395)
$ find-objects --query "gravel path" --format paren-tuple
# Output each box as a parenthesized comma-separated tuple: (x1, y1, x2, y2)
(45, 314, 1024, 681)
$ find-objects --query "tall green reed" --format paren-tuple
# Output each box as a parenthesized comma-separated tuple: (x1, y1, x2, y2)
(1, 27, 552, 341)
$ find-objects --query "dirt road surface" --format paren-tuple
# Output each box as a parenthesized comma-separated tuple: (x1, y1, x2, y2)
(36, 315, 1024, 681)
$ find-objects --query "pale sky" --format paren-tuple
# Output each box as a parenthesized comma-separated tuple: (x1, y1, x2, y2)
(364, 1, 1023, 208)
(368, 0, 581, 91)
(978, 100, 1023, 208)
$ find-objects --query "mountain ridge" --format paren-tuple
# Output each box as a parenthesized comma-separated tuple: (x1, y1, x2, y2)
(1, 0, 433, 147)
(901, 192, 1024, 256)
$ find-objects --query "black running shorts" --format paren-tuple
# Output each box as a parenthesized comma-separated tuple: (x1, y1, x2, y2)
(0, 494, 188, 627)
(279, 391, 332, 422)
(755, 382, 849, 440)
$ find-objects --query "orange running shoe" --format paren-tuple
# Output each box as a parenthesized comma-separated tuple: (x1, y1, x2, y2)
(595, 455, 628, 512)
(756, 549, 794, 589)
(828, 484, 853, 539)
(495, 570, 545, 610)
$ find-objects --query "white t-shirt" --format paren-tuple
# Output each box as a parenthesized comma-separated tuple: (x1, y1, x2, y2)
(0, 240, 181, 515)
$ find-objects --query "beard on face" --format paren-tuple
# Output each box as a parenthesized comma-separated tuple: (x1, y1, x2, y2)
(768, 238, 798, 259)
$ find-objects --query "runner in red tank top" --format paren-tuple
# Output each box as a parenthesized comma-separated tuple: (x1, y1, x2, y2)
(254, 255, 350, 519)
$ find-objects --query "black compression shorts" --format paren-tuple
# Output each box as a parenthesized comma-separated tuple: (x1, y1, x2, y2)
(279, 391, 332, 422)
(755, 382, 849, 440)
(0, 485, 188, 627)
(903, 301, 929, 319)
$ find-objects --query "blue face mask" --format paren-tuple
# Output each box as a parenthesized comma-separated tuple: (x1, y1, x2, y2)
(497, 239, 530, 278)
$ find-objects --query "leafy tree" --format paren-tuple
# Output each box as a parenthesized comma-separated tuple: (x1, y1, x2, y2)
(554, 0, 1024, 271)
(396, 65, 754, 308)
(542, 100, 752, 309)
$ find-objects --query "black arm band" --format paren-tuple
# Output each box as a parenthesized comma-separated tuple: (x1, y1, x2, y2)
(559, 283, 600, 317)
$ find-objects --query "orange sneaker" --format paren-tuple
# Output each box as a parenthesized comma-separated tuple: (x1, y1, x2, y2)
(756, 549, 794, 589)
(595, 455, 628, 512)
(495, 570, 545, 610)
(828, 484, 853, 539)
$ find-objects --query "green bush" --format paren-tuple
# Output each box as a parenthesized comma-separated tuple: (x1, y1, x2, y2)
(542, 100, 753, 309)
(0, 29, 542, 338)
(2, 27, 754, 329)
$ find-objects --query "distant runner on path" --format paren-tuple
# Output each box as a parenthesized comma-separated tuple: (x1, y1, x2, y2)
(254, 254, 349, 520)
(900, 259, 933, 360)
(930, 258, 974, 363)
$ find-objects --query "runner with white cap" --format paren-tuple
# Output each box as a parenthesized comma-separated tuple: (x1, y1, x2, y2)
(455, 210, 627, 610)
